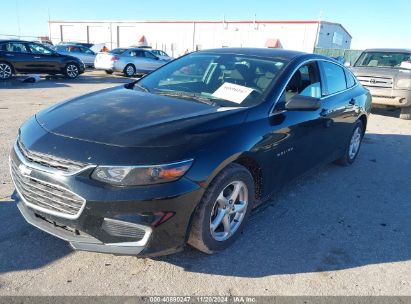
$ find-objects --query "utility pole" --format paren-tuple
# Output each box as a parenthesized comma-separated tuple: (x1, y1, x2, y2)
(16, 0, 21, 39)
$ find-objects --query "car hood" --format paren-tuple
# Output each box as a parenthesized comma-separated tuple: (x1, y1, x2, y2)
(351, 66, 411, 79)
(36, 86, 246, 148)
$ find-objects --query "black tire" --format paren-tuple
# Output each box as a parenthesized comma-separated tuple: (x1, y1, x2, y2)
(123, 64, 136, 77)
(105, 70, 113, 75)
(400, 107, 411, 120)
(64, 63, 80, 79)
(0, 62, 13, 80)
(335, 120, 364, 166)
(188, 163, 255, 254)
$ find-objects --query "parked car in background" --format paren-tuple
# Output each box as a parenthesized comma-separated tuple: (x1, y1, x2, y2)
(94, 47, 170, 76)
(58, 41, 94, 49)
(349, 48, 411, 119)
(0, 40, 85, 80)
(150, 49, 174, 61)
(54, 44, 96, 67)
(11, 48, 371, 256)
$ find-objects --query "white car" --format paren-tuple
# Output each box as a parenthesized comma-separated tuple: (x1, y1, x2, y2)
(94, 48, 170, 77)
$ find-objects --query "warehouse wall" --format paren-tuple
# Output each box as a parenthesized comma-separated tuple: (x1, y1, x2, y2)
(317, 22, 352, 49)
(49, 21, 348, 55)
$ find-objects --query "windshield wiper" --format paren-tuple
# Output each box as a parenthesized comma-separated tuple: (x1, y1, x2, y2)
(157, 92, 216, 106)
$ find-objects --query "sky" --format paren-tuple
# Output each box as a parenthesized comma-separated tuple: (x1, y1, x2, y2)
(0, 0, 410, 50)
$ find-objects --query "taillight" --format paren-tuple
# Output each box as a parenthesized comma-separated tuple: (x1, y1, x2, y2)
(111, 56, 120, 61)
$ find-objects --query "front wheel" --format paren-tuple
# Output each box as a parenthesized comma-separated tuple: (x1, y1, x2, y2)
(105, 70, 113, 74)
(335, 120, 364, 166)
(188, 163, 254, 254)
(64, 63, 80, 79)
(0, 62, 13, 80)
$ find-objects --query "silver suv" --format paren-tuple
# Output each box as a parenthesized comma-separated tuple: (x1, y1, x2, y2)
(350, 49, 411, 120)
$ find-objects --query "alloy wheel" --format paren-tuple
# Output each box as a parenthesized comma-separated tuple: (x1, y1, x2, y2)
(209, 181, 248, 242)
(0, 63, 12, 79)
(349, 126, 362, 160)
(66, 64, 79, 78)
(126, 65, 135, 77)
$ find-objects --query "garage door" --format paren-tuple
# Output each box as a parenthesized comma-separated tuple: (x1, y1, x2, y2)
(117, 26, 140, 48)
(60, 25, 77, 42)
(88, 26, 108, 45)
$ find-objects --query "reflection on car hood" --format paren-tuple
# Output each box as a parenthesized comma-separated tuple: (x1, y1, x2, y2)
(36, 86, 246, 147)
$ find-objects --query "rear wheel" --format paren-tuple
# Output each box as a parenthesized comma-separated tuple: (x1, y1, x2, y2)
(188, 163, 254, 254)
(123, 64, 136, 77)
(64, 63, 80, 79)
(335, 120, 364, 166)
(400, 107, 411, 120)
(0, 62, 13, 80)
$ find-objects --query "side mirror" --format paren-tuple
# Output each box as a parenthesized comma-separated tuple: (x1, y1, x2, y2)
(285, 95, 321, 111)
(344, 61, 351, 67)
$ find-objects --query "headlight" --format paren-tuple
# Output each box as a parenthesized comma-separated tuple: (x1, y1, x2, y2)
(396, 78, 411, 89)
(91, 159, 193, 186)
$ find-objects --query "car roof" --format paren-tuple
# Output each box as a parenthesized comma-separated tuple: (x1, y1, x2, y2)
(199, 47, 306, 59)
(364, 48, 411, 53)
(0, 39, 30, 43)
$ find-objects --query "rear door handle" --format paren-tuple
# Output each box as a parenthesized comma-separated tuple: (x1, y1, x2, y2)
(34, 56, 41, 59)
(320, 108, 331, 117)
(5, 53, 14, 57)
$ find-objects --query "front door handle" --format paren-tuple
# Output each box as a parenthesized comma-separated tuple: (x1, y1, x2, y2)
(349, 98, 356, 105)
(33, 56, 41, 59)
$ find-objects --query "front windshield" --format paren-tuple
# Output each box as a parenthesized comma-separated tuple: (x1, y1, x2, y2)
(354, 52, 411, 68)
(136, 52, 287, 107)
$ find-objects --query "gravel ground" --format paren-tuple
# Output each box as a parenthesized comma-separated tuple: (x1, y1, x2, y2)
(0, 71, 410, 296)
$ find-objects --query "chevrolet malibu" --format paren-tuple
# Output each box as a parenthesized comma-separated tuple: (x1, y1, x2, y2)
(10, 48, 371, 256)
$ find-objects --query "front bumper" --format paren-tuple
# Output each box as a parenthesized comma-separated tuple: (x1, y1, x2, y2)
(365, 86, 411, 107)
(10, 143, 203, 256)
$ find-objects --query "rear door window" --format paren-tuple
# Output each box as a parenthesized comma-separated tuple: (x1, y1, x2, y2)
(320, 61, 347, 95)
(345, 70, 356, 88)
(3, 42, 29, 53)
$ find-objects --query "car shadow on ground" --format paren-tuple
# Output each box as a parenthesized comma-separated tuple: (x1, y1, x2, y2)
(155, 133, 411, 277)
(371, 107, 401, 118)
(0, 200, 72, 274)
(0, 134, 410, 277)
(0, 72, 134, 90)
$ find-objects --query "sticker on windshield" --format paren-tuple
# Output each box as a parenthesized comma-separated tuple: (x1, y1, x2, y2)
(212, 82, 254, 104)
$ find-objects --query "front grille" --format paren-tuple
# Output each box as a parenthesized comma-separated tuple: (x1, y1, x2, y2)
(10, 158, 86, 218)
(17, 139, 86, 173)
(357, 76, 393, 88)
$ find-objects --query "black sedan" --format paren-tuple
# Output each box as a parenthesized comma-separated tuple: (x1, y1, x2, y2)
(10, 48, 371, 256)
(0, 40, 85, 80)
